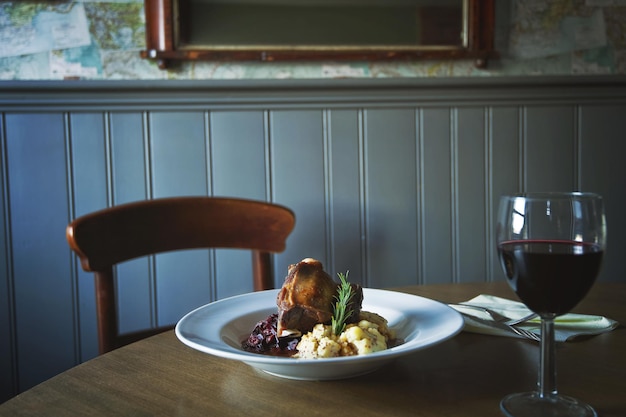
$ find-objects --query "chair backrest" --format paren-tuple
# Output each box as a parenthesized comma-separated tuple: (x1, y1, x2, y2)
(66, 196, 295, 354)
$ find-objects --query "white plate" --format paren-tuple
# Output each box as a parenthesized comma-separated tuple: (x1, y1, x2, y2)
(175, 288, 463, 380)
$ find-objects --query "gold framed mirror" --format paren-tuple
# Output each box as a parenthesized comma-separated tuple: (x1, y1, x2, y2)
(141, 0, 495, 69)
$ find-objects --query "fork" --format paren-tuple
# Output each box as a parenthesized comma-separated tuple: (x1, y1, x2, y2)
(448, 303, 538, 326)
(510, 326, 541, 341)
(450, 308, 542, 342)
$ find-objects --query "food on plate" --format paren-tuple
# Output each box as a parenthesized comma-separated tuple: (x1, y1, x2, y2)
(242, 258, 397, 358)
(295, 310, 392, 358)
(276, 258, 363, 336)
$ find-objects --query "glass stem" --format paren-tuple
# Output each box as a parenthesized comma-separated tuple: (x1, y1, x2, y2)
(538, 317, 557, 399)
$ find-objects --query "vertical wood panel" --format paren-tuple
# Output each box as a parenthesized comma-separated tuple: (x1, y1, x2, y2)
(109, 112, 153, 334)
(156, 249, 213, 325)
(68, 112, 109, 360)
(149, 112, 209, 198)
(210, 111, 267, 200)
(328, 110, 364, 283)
(5, 113, 75, 391)
(579, 104, 626, 282)
(210, 111, 268, 298)
(490, 107, 520, 281)
(364, 108, 418, 288)
(421, 108, 453, 284)
(149, 112, 212, 325)
(0, 114, 16, 402)
(524, 106, 576, 191)
(270, 110, 327, 281)
(456, 107, 488, 283)
(110, 113, 148, 205)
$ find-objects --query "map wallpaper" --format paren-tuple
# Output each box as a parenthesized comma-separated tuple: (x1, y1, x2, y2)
(1, 0, 625, 80)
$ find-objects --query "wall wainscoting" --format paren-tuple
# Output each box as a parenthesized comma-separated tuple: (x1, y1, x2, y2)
(1, 77, 625, 401)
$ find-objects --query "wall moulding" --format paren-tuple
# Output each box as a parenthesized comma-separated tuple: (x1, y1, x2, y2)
(2, 77, 626, 112)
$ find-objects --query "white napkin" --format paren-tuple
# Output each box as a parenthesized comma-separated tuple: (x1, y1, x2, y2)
(451, 294, 619, 342)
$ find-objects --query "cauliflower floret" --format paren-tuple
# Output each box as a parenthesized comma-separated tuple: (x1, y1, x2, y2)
(294, 315, 389, 359)
(295, 324, 341, 358)
(316, 337, 342, 357)
(340, 320, 387, 355)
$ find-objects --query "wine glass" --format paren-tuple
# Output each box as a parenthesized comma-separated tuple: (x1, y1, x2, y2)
(496, 192, 606, 417)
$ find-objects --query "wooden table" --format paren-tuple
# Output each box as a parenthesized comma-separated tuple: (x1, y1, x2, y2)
(1, 282, 624, 417)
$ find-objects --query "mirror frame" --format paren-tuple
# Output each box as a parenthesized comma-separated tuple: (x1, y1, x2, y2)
(141, 0, 495, 70)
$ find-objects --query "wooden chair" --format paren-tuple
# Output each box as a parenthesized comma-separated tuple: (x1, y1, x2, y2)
(66, 196, 295, 354)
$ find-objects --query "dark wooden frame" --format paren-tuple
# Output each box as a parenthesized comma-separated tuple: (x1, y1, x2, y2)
(142, 0, 496, 70)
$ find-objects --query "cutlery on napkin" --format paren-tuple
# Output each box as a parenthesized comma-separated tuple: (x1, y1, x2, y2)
(450, 294, 619, 342)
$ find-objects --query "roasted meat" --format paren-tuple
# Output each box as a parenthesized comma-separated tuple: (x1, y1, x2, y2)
(276, 258, 363, 336)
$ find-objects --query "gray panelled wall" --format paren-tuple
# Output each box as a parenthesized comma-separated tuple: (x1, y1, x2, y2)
(1, 77, 625, 401)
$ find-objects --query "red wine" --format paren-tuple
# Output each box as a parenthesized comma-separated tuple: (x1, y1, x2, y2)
(498, 240, 603, 316)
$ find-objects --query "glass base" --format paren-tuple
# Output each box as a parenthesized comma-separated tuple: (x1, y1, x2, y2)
(500, 392, 598, 417)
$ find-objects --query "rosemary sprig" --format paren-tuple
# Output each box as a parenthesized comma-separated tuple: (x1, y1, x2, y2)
(331, 271, 355, 335)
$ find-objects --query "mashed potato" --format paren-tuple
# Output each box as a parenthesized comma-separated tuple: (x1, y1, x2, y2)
(294, 311, 394, 359)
